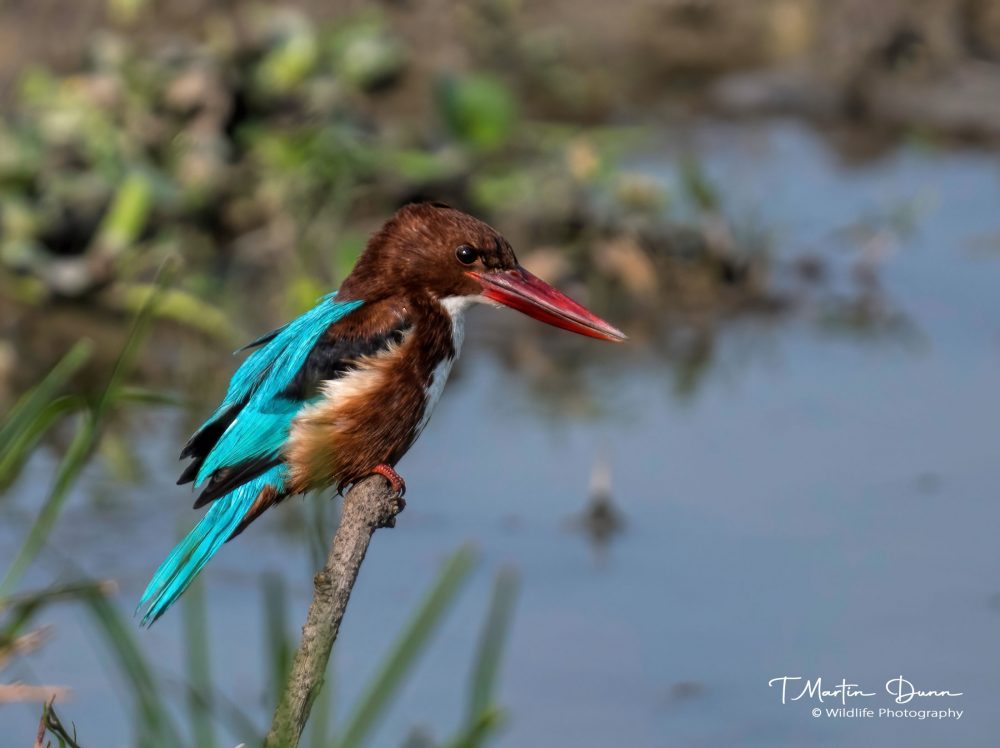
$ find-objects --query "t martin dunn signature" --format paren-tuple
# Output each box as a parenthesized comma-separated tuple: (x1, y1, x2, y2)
(769, 676, 963, 706)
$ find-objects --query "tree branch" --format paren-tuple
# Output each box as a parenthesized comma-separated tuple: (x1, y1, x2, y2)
(263, 475, 403, 748)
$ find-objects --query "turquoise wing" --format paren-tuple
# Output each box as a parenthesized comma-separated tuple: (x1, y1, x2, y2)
(178, 292, 363, 496)
(138, 293, 363, 625)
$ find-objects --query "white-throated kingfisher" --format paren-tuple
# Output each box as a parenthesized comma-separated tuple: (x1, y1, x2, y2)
(139, 203, 625, 625)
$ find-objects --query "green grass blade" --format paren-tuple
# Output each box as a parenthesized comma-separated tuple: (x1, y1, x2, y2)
(115, 387, 182, 407)
(93, 269, 169, 420)
(466, 568, 519, 725)
(0, 412, 97, 597)
(183, 578, 215, 748)
(81, 590, 185, 747)
(1, 579, 114, 615)
(0, 341, 91, 453)
(441, 567, 519, 748)
(176, 679, 262, 745)
(179, 680, 262, 746)
(335, 545, 478, 748)
(0, 394, 86, 490)
(1, 580, 113, 646)
(444, 708, 505, 748)
(263, 572, 293, 710)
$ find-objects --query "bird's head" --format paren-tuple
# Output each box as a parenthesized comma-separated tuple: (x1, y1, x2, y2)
(341, 202, 626, 342)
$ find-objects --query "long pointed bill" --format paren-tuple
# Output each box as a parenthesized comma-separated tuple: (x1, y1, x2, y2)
(470, 266, 627, 342)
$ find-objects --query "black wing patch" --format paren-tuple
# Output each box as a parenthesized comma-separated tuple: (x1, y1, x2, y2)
(233, 323, 288, 354)
(280, 319, 412, 400)
(176, 403, 242, 486)
(192, 455, 282, 508)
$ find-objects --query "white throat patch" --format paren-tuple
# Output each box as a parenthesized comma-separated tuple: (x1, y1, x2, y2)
(438, 295, 475, 354)
(413, 295, 475, 438)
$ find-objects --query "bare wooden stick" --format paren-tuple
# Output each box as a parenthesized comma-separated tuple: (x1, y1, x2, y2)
(263, 475, 403, 748)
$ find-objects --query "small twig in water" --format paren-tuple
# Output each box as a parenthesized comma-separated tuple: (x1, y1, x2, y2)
(35, 696, 82, 748)
(33, 702, 46, 748)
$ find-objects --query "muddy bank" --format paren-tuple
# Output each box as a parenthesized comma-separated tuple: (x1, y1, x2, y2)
(3, 0, 1000, 139)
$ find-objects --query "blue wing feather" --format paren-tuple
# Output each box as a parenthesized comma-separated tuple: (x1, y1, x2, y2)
(191, 293, 363, 483)
(138, 293, 363, 626)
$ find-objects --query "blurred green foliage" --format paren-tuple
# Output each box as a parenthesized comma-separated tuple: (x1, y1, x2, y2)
(0, 4, 739, 339)
(437, 74, 518, 151)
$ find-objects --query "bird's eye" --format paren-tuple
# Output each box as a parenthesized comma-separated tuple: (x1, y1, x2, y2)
(455, 245, 478, 265)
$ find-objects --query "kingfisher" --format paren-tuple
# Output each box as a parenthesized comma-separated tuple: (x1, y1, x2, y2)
(138, 203, 625, 625)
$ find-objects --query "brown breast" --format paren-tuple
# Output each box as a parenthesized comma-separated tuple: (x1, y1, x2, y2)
(284, 294, 458, 492)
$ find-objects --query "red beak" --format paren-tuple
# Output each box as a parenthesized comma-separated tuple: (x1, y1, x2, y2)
(470, 266, 626, 342)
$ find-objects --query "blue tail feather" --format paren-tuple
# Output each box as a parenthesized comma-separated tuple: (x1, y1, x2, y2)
(138, 464, 286, 626)
(141, 294, 363, 625)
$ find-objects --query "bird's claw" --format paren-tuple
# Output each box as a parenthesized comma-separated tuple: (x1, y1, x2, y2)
(379, 468, 407, 517)
(371, 463, 407, 498)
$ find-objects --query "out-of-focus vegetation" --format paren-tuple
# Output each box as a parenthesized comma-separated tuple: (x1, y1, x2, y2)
(0, 3, 780, 340)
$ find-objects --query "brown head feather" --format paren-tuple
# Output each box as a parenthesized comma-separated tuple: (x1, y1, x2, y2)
(338, 202, 518, 303)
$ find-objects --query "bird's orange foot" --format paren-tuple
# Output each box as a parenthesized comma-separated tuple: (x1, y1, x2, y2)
(372, 463, 406, 499)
